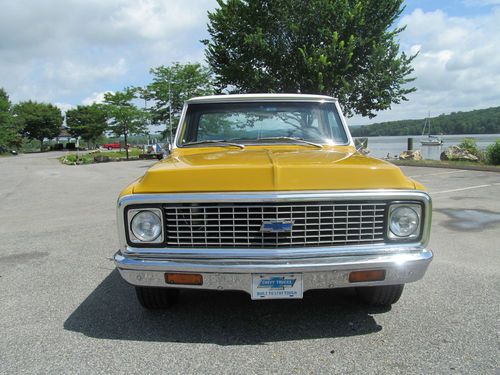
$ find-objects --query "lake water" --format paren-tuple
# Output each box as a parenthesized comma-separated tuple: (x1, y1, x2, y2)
(362, 134, 500, 160)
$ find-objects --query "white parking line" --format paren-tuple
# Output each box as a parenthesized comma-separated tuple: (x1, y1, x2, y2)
(433, 182, 500, 195)
(409, 170, 468, 178)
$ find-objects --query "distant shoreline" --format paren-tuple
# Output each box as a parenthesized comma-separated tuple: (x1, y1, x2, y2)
(352, 133, 500, 138)
(362, 134, 499, 161)
(350, 106, 500, 137)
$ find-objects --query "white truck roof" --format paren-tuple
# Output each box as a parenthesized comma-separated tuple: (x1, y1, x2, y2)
(186, 93, 338, 104)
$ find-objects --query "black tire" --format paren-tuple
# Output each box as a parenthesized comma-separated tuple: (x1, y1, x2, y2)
(356, 284, 405, 306)
(135, 287, 179, 310)
(107, 147, 112, 150)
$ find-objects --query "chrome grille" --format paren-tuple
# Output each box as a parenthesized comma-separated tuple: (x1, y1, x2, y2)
(163, 201, 387, 248)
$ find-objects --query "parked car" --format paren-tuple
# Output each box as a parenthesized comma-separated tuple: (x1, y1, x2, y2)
(0, 146, 17, 155)
(103, 143, 130, 150)
(114, 94, 433, 309)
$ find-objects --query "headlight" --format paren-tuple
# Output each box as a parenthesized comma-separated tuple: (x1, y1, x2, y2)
(388, 204, 421, 239)
(129, 209, 163, 242)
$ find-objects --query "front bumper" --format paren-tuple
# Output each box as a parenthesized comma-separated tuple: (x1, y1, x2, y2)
(114, 248, 433, 294)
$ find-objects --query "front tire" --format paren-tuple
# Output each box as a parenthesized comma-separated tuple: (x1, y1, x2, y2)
(356, 284, 404, 306)
(135, 287, 179, 309)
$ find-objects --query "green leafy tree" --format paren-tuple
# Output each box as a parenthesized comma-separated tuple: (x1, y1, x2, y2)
(140, 62, 215, 140)
(204, 0, 416, 118)
(0, 88, 22, 151)
(66, 104, 108, 148)
(104, 88, 147, 160)
(13, 101, 63, 151)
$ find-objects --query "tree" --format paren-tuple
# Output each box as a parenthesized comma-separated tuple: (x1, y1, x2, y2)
(204, 0, 416, 118)
(66, 104, 108, 148)
(104, 88, 147, 160)
(0, 88, 22, 151)
(140, 62, 215, 140)
(13, 101, 63, 151)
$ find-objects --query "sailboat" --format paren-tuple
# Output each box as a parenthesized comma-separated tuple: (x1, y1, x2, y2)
(420, 114, 443, 146)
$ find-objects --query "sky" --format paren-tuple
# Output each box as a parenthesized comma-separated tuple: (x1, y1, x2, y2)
(0, 0, 499, 126)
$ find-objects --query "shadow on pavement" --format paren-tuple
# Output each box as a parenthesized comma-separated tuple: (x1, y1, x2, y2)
(64, 270, 387, 345)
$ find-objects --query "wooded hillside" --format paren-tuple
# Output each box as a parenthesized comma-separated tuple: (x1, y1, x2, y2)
(350, 106, 500, 136)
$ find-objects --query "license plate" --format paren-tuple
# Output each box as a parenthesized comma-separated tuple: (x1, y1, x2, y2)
(251, 273, 303, 300)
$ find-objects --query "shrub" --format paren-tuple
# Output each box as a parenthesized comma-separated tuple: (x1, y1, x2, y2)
(458, 138, 484, 160)
(64, 154, 78, 163)
(486, 139, 500, 165)
(60, 153, 94, 165)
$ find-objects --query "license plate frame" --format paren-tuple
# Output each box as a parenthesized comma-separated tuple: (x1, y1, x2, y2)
(251, 273, 303, 300)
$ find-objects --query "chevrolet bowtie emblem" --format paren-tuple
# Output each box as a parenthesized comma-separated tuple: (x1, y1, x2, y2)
(260, 220, 294, 233)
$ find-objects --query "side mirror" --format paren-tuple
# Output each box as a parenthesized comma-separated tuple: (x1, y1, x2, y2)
(354, 137, 369, 154)
(162, 143, 171, 157)
(354, 137, 368, 149)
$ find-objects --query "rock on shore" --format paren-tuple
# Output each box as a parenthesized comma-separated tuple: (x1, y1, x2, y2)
(399, 150, 422, 160)
(440, 146, 479, 162)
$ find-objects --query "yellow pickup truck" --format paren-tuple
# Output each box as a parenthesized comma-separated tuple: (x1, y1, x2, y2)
(114, 94, 432, 309)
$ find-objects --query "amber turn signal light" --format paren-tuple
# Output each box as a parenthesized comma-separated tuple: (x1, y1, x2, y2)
(349, 270, 386, 283)
(165, 273, 203, 285)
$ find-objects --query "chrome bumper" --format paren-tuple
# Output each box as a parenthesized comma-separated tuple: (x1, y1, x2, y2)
(114, 248, 433, 294)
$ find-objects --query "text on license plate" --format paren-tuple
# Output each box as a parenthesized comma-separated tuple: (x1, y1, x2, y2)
(251, 273, 303, 300)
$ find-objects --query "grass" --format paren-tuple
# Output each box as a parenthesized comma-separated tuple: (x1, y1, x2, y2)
(59, 149, 142, 165)
(391, 158, 500, 172)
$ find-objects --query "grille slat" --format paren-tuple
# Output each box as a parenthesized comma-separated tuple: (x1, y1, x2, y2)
(167, 227, 385, 234)
(165, 211, 385, 217)
(164, 201, 387, 248)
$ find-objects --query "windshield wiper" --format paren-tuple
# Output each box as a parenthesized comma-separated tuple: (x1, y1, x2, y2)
(251, 136, 323, 149)
(182, 140, 245, 149)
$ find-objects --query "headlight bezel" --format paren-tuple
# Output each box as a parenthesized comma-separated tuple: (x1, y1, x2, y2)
(126, 207, 164, 244)
(386, 202, 423, 242)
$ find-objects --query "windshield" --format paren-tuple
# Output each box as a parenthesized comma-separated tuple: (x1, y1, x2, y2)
(179, 101, 349, 146)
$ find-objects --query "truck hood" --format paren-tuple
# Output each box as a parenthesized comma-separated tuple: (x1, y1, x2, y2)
(132, 147, 415, 193)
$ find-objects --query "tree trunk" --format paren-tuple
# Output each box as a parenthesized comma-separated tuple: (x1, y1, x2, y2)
(124, 130, 129, 160)
(40, 139, 44, 152)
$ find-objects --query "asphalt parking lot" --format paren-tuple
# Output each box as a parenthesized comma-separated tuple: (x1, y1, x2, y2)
(0, 152, 499, 374)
